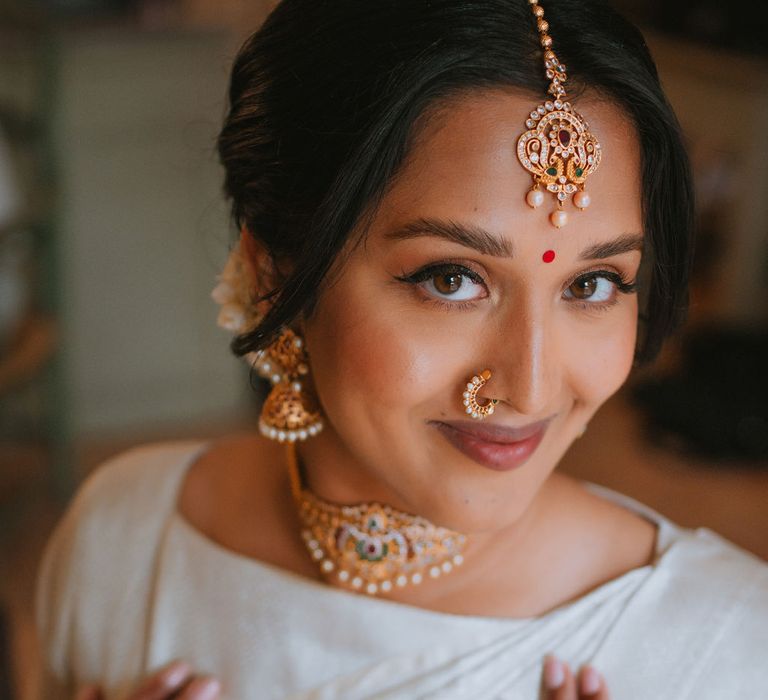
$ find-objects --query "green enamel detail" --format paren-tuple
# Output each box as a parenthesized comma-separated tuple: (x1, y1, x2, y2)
(575, 167, 584, 177)
(356, 540, 388, 562)
(546, 167, 558, 176)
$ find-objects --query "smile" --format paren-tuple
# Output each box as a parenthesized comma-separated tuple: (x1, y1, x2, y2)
(432, 418, 552, 472)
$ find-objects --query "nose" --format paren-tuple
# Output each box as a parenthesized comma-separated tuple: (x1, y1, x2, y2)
(487, 306, 558, 418)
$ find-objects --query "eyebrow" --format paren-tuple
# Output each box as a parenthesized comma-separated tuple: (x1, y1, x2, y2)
(384, 217, 643, 261)
(384, 217, 514, 258)
(577, 232, 644, 260)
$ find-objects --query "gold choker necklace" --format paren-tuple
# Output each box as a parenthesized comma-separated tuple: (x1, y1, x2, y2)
(286, 444, 468, 596)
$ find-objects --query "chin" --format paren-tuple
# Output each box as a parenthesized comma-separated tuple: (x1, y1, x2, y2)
(402, 469, 541, 536)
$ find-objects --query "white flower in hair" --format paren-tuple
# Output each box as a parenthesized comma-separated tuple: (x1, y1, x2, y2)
(211, 239, 262, 335)
(217, 303, 247, 333)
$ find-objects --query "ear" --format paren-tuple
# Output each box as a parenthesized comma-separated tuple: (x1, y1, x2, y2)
(239, 227, 303, 331)
(240, 226, 283, 299)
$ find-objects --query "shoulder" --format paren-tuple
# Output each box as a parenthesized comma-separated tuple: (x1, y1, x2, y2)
(77, 440, 207, 511)
(46, 440, 207, 557)
(38, 439, 208, 589)
(669, 526, 768, 597)
(35, 440, 208, 682)
(601, 527, 768, 695)
(681, 531, 768, 690)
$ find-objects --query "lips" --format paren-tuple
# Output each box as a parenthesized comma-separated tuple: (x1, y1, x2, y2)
(433, 417, 551, 472)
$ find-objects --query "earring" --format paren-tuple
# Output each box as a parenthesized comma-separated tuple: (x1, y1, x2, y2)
(462, 369, 499, 420)
(251, 328, 324, 442)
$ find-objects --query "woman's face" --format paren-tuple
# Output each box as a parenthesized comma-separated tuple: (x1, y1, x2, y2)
(299, 90, 643, 534)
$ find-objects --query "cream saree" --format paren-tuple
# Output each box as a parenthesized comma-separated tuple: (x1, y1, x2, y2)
(36, 442, 768, 699)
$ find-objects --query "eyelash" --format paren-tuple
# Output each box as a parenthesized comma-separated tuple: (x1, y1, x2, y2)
(394, 262, 637, 312)
(395, 263, 486, 311)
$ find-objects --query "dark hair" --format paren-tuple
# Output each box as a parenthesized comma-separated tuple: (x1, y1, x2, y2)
(217, 0, 694, 364)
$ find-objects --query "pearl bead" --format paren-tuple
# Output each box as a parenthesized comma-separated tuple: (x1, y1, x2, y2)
(550, 210, 568, 228)
(573, 190, 591, 209)
(526, 189, 544, 209)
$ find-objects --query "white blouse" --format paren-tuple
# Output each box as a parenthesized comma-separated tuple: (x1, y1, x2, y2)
(35, 441, 768, 699)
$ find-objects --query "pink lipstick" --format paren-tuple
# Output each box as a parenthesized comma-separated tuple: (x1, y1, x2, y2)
(432, 418, 551, 472)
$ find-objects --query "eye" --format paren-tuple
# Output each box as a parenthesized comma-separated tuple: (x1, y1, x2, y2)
(566, 274, 612, 302)
(426, 270, 483, 301)
(563, 271, 636, 305)
(395, 263, 487, 303)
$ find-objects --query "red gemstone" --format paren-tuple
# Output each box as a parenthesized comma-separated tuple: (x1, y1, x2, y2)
(558, 130, 571, 147)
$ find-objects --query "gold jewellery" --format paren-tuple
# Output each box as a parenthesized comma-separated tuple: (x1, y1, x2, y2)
(516, 0, 602, 228)
(287, 442, 467, 596)
(462, 369, 499, 420)
(252, 328, 324, 442)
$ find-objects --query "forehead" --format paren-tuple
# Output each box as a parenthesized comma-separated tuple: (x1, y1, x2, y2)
(376, 89, 642, 241)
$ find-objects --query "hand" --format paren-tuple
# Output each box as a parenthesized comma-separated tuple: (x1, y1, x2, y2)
(74, 659, 221, 700)
(541, 654, 610, 700)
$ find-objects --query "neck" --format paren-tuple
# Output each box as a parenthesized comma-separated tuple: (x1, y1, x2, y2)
(288, 432, 563, 611)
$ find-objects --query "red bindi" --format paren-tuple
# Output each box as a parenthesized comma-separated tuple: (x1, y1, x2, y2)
(542, 250, 555, 263)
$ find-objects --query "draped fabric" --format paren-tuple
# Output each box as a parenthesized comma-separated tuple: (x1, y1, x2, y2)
(35, 442, 768, 700)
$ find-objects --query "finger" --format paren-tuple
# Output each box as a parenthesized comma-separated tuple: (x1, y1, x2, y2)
(176, 676, 221, 700)
(578, 665, 610, 700)
(74, 686, 103, 700)
(129, 660, 195, 700)
(541, 655, 577, 700)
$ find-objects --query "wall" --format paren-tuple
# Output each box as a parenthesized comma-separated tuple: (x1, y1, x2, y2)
(54, 28, 252, 434)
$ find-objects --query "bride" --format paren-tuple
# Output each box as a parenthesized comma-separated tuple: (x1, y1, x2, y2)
(37, 0, 767, 698)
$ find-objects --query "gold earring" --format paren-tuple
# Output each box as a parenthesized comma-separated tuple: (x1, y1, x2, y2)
(462, 369, 499, 420)
(251, 328, 324, 442)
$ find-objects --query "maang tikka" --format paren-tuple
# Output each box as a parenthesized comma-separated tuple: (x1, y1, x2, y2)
(517, 0, 602, 229)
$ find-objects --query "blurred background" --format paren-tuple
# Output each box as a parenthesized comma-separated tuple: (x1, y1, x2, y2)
(0, 1, 766, 698)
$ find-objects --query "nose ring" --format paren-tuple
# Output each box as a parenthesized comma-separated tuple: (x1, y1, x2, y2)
(462, 369, 499, 420)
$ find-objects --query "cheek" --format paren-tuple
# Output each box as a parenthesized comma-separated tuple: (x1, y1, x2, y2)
(567, 300, 638, 407)
(304, 290, 462, 426)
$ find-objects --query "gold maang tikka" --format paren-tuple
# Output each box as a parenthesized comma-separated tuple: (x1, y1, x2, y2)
(287, 443, 467, 596)
(517, 0, 602, 229)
